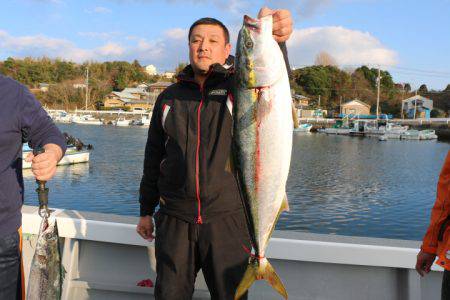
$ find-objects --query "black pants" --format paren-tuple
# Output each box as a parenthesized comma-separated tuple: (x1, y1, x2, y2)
(443, 270, 450, 300)
(154, 212, 251, 300)
(0, 231, 21, 300)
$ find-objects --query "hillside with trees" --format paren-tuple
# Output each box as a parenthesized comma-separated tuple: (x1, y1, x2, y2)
(0, 57, 172, 109)
(0, 56, 449, 116)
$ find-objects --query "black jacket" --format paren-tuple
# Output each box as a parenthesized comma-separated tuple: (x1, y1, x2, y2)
(139, 44, 291, 224)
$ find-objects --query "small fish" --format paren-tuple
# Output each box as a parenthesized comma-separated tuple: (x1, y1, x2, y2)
(27, 217, 62, 300)
(233, 14, 293, 299)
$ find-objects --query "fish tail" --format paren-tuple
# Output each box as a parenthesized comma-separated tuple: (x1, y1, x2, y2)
(234, 257, 288, 300)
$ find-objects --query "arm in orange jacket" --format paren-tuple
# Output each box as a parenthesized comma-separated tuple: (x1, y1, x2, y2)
(416, 151, 450, 276)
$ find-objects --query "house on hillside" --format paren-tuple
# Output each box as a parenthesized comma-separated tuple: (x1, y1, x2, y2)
(162, 72, 175, 79)
(148, 82, 172, 94)
(39, 83, 50, 92)
(293, 94, 310, 109)
(341, 99, 371, 116)
(146, 82, 172, 101)
(121, 87, 149, 100)
(103, 85, 163, 111)
(73, 83, 87, 89)
(401, 95, 433, 119)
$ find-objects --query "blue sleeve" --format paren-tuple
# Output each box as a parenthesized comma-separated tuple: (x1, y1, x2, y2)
(19, 86, 67, 154)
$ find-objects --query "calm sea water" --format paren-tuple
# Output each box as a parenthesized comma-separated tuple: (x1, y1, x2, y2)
(23, 124, 449, 241)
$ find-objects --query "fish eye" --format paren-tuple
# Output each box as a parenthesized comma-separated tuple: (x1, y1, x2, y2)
(245, 40, 253, 48)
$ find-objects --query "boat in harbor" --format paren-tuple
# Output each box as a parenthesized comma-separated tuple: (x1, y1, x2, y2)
(321, 118, 351, 135)
(140, 114, 151, 126)
(20, 205, 444, 299)
(401, 129, 438, 140)
(22, 133, 92, 168)
(380, 129, 438, 141)
(114, 117, 131, 127)
(71, 115, 103, 125)
(348, 119, 375, 136)
(22, 145, 90, 169)
(418, 129, 438, 140)
(131, 114, 152, 126)
(366, 122, 409, 135)
(49, 110, 73, 123)
(294, 123, 313, 132)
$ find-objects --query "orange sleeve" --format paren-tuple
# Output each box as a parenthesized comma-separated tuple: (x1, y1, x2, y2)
(421, 151, 450, 254)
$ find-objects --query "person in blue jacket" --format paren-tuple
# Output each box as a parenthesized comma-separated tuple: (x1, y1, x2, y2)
(0, 74, 66, 300)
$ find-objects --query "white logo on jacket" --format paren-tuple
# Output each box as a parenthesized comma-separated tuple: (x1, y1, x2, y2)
(209, 89, 227, 96)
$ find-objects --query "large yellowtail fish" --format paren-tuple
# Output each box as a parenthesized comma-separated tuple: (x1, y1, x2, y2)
(233, 14, 292, 300)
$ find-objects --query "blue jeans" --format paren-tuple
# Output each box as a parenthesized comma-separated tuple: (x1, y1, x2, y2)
(0, 231, 21, 300)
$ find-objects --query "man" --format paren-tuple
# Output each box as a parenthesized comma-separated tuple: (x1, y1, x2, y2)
(0, 75, 66, 300)
(416, 151, 450, 299)
(136, 7, 293, 299)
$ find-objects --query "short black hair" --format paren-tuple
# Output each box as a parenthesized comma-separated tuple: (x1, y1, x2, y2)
(188, 17, 230, 44)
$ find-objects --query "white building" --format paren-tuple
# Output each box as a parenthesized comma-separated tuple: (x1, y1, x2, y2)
(162, 72, 176, 79)
(145, 65, 157, 76)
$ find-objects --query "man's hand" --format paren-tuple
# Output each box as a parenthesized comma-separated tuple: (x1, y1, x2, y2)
(137, 215, 155, 241)
(258, 7, 293, 43)
(25, 143, 63, 181)
(415, 250, 436, 277)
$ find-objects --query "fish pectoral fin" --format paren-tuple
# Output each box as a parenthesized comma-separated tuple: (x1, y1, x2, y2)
(256, 88, 272, 121)
(234, 257, 288, 300)
(281, 194, 290, 212)
(291, 103, 299, 129)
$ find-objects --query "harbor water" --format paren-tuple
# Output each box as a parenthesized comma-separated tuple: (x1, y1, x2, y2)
(23, 124, 449, 241)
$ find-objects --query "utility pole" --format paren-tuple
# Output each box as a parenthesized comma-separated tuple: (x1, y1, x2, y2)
(85, 65, 89, 110)
(340, 96, 342, 115)
(401, 84, 405, 119)
(318, 95, 321, 108)
(376, 67, 381, 120)
(414, 90, 418, 119)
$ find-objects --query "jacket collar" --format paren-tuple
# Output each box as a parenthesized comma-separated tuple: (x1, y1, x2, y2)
(176, 55, 235, 88)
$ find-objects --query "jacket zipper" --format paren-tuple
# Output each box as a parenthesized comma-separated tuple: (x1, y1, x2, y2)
(177, 70, 213, 224)
(195, 86, 204, 224)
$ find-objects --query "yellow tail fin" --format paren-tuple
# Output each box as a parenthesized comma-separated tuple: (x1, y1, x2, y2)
(234, 257, 288, 300)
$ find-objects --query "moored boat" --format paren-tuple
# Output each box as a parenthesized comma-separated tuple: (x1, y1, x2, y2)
(294, 123, 313, 132)
(72, 115, 103, 125)
(22, 146, 90, 169)
(114, 117, 130, 127)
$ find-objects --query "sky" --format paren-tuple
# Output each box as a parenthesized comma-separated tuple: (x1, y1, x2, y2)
(0, 0, 449, 90)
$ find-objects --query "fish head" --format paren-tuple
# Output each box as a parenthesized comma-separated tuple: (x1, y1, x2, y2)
(35, 217, 59, 257)
(236, 15, 284, 89)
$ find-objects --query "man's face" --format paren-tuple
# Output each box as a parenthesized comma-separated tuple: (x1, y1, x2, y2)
(189, 24, 231, 75)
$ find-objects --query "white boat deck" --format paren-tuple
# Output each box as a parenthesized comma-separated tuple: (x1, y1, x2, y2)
(21, 205, 443, 300)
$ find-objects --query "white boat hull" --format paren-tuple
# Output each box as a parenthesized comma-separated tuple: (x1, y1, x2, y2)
(20, 205, 444, 300)
(22, 150, 90, 169)
(73, 120, 103, 125)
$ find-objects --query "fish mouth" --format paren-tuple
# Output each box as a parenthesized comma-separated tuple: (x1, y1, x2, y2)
(244, 15, 261, 32)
